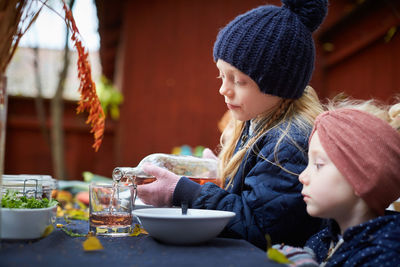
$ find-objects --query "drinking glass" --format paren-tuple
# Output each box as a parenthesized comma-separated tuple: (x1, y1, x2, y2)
(89, 183, 134, 236)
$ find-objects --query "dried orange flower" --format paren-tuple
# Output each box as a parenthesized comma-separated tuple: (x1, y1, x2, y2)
(62, 2, 105, 151)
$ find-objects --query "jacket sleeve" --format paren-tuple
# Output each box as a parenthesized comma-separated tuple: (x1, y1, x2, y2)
(173, 130, 321, 249)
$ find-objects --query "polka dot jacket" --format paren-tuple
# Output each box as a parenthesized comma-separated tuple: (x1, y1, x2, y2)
(305, 211, 400, 266)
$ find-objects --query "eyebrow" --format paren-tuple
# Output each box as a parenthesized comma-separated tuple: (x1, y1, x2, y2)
(216, 61, 239, 72)
(308, 148, 323, 156)
(217, 65, 232, 74)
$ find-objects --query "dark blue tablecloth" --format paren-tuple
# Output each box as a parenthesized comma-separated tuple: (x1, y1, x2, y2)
(0, 218, 283, 267)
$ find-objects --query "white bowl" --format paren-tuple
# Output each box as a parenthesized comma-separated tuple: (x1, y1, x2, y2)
(0, 205, 57, 239)
(133, 208, 235, 245)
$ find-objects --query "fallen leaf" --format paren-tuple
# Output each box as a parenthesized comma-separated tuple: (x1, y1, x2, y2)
(267, 247, 292, 264)
(129, 224, 148, 236)
(66, 209, 89, 221)
(265, 234, 292, 264)
(83, 236, 104, 251)
(41, 224, 54, 238)
(57, 206, 65, 217)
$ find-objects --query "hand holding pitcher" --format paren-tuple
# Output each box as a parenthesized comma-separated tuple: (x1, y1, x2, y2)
(136, 163, 180, 207)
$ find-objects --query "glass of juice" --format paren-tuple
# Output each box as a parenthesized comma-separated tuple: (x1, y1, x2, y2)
(89, 183, 134, 236)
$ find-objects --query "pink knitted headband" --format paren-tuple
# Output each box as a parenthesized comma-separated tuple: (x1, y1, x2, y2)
(311, 109, 400, 215)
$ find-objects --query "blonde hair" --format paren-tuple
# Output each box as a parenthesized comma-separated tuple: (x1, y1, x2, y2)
(218, 86, 323, 189)
(325, 94, 400, 131)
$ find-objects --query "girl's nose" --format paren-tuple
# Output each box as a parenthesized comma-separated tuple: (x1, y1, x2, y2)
(219, 82, 233, 97)
(298, 168, 309, 185)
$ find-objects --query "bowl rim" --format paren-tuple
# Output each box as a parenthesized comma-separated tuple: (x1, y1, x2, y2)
(1, 204, 58, 212)
(133, 208, 235, 219)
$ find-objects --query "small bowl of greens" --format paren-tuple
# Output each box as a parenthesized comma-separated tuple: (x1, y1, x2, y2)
(1, 191, 58, 240)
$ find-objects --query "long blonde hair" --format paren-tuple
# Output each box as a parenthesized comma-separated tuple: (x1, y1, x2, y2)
(218, 86, 323, 189)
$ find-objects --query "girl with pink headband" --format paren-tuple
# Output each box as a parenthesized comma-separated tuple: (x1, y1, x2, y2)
(276, 107, 400, 266)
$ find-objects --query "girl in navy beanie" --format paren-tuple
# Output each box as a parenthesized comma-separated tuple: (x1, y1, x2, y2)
(138, 0, 328, 249)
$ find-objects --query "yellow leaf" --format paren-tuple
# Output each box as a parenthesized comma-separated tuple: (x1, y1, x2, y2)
(56, 223, 64, 228)
(57, 206, 65, 217)
(75, 200, 88, 210)
(64, 203, 74, 210)
(56, 190, 73, 203)
(41, 224, 54, 238)
(83, 236, 104, 251)
(129, 224, 148, 236)
(67, 209, 89, 221)
(267, 247, 292, 264)
(265, 234, 292, 264)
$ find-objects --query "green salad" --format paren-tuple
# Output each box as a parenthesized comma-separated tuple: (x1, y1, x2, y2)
(1, 190, 58, 209)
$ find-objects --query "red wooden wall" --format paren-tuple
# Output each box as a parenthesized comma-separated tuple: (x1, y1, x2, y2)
(313, 0, 400, 101)
(4, 97, 116, 179)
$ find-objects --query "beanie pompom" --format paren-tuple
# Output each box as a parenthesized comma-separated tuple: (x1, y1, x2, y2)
(282, 0, 328, 32)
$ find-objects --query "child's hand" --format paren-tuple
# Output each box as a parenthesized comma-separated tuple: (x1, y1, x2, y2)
(202, 148, 218, 160)
(137, 163, 180, 207)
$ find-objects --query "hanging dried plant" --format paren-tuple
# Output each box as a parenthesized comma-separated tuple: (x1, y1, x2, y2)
(61, 1, 105, 151)
(0, 0, 105, 151)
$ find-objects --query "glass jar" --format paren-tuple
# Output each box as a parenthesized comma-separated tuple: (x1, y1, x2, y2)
(1, 174, 57, 200)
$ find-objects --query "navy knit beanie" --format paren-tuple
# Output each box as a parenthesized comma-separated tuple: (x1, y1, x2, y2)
(213, 0, 328, 99)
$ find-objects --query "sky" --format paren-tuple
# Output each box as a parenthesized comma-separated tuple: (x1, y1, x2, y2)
(19, 0, 100, 51)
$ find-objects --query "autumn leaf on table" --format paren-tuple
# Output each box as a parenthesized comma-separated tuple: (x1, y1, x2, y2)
(129, 224, 148, 236)
(265, 234, 292, 264)
(66, 209, 89, 221)
(41, 225, 54, 238)
(268, 247, 293, 264)
(83, 236, 104, 251)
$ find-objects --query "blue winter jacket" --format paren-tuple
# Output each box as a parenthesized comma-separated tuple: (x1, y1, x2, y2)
(306, 211, 400, 266)
(173, 121, 322, 249)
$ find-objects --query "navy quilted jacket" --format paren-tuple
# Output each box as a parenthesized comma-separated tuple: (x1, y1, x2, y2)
(173, 121, 322, 249)
(306, 211, 400, 266)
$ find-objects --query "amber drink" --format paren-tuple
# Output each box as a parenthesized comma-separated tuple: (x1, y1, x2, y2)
(89, 183, 134, 236)
(134, 176, 219, 186)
